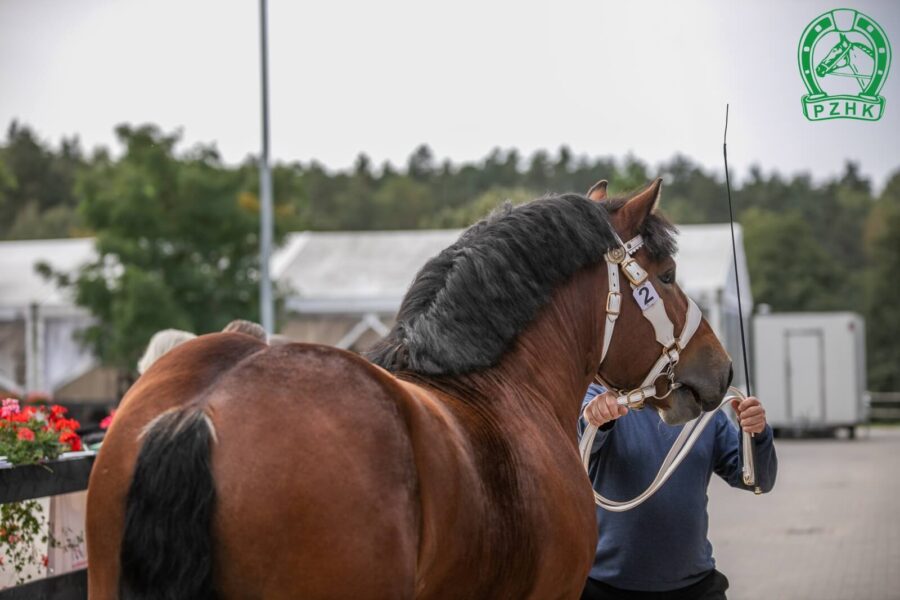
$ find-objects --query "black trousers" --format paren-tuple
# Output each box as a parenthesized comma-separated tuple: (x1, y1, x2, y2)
(580, 570, 729, 600)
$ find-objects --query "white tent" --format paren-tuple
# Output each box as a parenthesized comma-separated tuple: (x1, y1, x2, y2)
(673, 224, 753, 387)
(0, 224, 753, 396)
(274, 224, 753, 384)
(0, 238, 98, 396)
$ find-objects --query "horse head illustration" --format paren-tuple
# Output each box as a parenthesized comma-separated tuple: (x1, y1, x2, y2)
(816, 33, 875, 89)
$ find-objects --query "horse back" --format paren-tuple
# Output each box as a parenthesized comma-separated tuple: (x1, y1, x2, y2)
(206, 342, 423, 598)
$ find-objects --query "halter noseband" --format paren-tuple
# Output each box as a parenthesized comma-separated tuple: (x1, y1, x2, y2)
(594, 232, 703, 409)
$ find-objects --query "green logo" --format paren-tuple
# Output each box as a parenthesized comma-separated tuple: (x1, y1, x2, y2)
(798, 8, 891, 121)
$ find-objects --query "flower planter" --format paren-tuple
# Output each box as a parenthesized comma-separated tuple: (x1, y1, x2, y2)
(0, 455, 94, 506)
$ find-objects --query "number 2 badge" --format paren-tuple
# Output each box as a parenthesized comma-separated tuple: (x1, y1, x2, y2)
(633, 281, 659, 310)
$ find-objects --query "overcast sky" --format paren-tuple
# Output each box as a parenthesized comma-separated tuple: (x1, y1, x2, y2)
(1, 0, 898, 188)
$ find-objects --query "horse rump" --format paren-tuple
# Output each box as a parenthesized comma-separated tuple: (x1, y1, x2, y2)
(119, 406, 217, 600)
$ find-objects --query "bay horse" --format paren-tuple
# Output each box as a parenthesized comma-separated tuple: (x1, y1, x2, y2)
(86, 179, 732, 599)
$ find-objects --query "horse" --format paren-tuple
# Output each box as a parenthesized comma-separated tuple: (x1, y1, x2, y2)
(85, 178, 733, 599)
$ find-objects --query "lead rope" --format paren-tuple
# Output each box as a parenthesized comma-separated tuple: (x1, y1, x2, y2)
(579, 387, 753, 512)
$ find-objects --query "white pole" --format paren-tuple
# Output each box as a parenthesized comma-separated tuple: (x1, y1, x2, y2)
(258, 0, 275, 334)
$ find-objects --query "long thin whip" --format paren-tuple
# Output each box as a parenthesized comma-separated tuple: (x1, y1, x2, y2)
(723, 106, 760, 492)
(723, 105, 752, 397)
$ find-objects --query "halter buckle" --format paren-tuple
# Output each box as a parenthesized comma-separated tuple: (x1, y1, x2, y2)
(606, 247, 626, 264)
(621, 258, 648, 286)
(606, 292, 622, 316)
(625, 388, 647, 409)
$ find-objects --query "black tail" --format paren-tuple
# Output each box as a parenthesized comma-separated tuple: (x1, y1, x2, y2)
(120, 407, 217, 600)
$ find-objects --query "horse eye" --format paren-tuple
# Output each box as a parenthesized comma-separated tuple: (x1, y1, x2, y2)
(659, 269, 676, 284)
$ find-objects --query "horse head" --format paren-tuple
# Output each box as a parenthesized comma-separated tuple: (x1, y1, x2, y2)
(588, 179, 732, 424)
(816, 33, 852, 77)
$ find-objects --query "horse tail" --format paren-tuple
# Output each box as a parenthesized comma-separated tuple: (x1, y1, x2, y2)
(119, 406, 218, 600)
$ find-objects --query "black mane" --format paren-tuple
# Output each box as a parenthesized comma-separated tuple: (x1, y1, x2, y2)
(366, 192, 677, 375)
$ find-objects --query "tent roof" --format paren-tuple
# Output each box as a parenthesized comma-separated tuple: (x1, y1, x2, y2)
(273, 230, 462, 313)
(674, 223, 753, 310)
(276, 224, 752, 314)
(0, 224, 752, 316)
(0, 237, 95, 313)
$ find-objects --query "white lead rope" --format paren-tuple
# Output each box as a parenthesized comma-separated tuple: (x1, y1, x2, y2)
(579, 386, 759, 512)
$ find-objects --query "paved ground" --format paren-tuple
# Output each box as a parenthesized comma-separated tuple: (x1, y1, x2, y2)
(708, 426, 900, 600)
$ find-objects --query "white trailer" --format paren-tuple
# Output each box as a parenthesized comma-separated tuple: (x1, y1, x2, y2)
(753, 312, 866, 436)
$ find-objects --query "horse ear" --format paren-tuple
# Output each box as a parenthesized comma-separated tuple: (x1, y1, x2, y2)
(587, 180, 608, 202)
(618, 178, 662, 232)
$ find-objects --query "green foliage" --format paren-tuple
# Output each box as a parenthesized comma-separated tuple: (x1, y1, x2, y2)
(41, 125, 278, 371)
(0, 500, 84, 584)
(427, 186, 536, 228)
(2, 121, 898, 390)
(741, 207, 844, 311)
(370, 177, 431, 229)
(0, 122, 84, 239)
(0, 423, 65, 466)
(864, 173, 900, 391)
(0, 500, 46, 583)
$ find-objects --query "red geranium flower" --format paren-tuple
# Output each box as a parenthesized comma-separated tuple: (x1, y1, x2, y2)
(1, 398, 20, 418)
(16, 428, 35, 442)
(59, 431, 82, 452)
(100, 409, 116, 430)
(52, 418, 80, 432)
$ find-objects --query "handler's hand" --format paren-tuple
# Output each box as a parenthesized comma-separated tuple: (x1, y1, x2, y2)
(730, 395, 767, 435)
(584, 391, 628, 427)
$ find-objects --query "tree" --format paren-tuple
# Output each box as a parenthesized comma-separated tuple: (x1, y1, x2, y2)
(407, 144, 435, 182)
(864, 171, 900, 391)
(426, 186, 535, 228)
(44, 125, 270, 373)
(741, 207, 844, 311)
(610, 155, 650, 195)
(659, 154, 728, 223)
(526, 150, 553, 192)
(372, 176, 433, 229)
(0, 156, 17, 230)
(0, 122, 85, 239)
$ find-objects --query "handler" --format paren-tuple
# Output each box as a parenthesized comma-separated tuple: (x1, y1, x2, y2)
(579, 383, 778, 600)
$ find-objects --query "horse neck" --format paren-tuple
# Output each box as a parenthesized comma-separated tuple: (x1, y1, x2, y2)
(470, 268, 605, 435)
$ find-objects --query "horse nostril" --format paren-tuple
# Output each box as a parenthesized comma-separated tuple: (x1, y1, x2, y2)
(726, 364, 734, 389)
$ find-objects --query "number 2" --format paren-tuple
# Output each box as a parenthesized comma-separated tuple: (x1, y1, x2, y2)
(633, 281, 658, 309)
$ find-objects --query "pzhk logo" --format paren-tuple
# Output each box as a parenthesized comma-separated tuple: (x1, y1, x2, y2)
(799, 9, 891, 121)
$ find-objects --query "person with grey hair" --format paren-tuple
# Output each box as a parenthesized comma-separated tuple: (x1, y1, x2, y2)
(137, 320, 277, 376)
(221, 319, 268, 342)
(136, 329, 197, 374)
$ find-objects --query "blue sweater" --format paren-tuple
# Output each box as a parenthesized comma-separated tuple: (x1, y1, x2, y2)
(578, 383, 777, 592)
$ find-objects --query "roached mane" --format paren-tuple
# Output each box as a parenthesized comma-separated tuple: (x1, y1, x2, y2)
(366, 192, 677, 375)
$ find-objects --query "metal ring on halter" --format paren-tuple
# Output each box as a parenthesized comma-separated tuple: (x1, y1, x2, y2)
(606, 247, 626, 263)
(654, 377, 680, 401)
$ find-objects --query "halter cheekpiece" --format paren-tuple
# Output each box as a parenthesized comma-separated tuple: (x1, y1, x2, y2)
(594, 232, 703, 409)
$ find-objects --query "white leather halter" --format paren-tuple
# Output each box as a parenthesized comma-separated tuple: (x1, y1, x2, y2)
(579, 235, 760, 509)
(595, 232, 703, 410)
